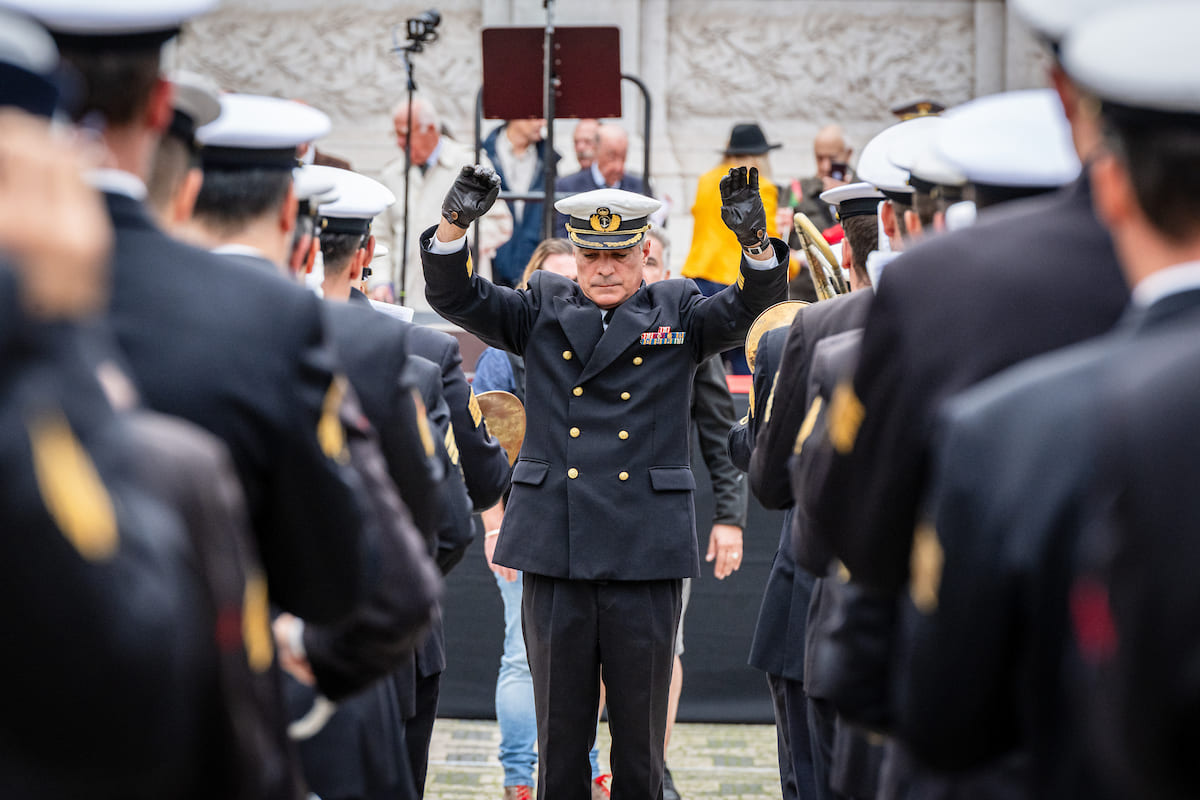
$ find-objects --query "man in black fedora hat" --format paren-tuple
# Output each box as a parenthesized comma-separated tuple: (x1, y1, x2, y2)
(681, 122, 783, 372)
(681, 122, 783, 296)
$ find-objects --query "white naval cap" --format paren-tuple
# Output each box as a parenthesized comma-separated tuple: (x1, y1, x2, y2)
(197, 93, 331, 171)
(166, 70, 220, 147)
(1062, 2, 1200, 116)
(855, 116, 943, 201)
(555, 188, 662, 249)
(0, 0, 217, 44)
(293, 164, 340, 218)
(318, 168, 396, 236)
(1009, 0, 1128, 44)
(896, 144, 967, 192)
(889, 126, 967, 193)
(936, 89, 1079, 189)
(818, 182, 885, 221)
(0, 8, 61, 117)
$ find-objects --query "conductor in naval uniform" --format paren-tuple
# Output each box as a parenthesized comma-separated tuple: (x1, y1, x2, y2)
(422, 165, 788, 800)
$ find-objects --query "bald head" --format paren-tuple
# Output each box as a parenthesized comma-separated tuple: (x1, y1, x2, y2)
(574, 118, 600, 168)
(393, 95, 441, 165)
(595, 124, 629, 187)
(814, 124, 851, 179)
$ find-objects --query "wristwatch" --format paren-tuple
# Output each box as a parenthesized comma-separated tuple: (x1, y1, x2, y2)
(744, 233, 771, 256)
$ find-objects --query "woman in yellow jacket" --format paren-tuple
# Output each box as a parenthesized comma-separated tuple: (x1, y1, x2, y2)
(682, 123, 782, 295)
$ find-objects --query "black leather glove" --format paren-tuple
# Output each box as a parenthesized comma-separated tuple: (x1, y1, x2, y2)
(719, 166, 769, 249)
(442, 165, 502, 229)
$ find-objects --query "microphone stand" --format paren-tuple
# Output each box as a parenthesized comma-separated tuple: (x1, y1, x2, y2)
(392, 22, 436, 308)
(397, 44, 417, 307)
(541, 0, 557, 240)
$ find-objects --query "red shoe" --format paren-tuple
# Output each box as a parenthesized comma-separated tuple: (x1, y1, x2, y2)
(503, 785, 533, 800)
(592, 773, 612, 800)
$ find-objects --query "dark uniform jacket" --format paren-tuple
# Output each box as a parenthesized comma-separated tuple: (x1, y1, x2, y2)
(811, 177, 1129, 592)
(729, 327, 809, 682)
(0, 302, 291, 799)
(103, 193, 367, 623)
(423, 227, 788, 580)
(899, 290, 1200, 799)
(1081, 328, 1200, 800)
(401, 317, 512, 512)
(692, 355, 748, 527)
(748, 289, 873, 512)
(350, 288, 510, 513)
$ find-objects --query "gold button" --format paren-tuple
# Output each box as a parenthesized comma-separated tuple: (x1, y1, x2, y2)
(620, 391, 631, 401)
(573, 386, 583, 397)
(570, 427, 581, 438)
(568, 467, 579, 479)
(562, 350, 573, 360)
(618, 430, 629, 440)
(633, 356, 643, 366)
(618, 471, 629, 481)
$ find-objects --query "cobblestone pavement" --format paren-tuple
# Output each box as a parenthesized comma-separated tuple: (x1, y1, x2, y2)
(427, 718, 782, 799)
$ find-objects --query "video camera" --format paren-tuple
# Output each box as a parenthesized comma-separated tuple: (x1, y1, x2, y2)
(406, 10, 441, 47)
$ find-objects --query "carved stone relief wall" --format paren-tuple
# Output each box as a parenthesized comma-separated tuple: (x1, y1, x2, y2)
(169, 0, 1047, 266)
(170, 1, 487, 172)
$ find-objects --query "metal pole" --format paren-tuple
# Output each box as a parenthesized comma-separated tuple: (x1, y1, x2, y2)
(541, 0, 557, 240)
(398, 49, 415, 307)
(622, 74, 652, 191)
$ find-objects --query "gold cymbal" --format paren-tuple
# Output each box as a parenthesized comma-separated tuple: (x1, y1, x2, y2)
(745, 300, 808, 373)
(475, 390, 526, 466)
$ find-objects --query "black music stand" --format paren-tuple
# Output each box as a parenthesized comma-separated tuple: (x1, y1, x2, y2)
(480, 24, 622, 239)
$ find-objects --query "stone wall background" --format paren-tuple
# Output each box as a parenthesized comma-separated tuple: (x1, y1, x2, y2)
(168, 0, 1049, 268)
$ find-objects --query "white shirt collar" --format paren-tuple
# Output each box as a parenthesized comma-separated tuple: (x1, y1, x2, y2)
(86, 168, 147, 201)
(591, 161, 617, 189)
(212, 243, 273, 261)
(1132, 260, 1200, 308)
(426, 137, 444, 169)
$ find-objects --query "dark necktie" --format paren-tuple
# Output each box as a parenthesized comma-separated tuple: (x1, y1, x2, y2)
(602, 309, 614, 328)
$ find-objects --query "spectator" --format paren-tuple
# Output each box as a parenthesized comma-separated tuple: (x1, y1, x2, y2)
(554, 124, 651, 235)
(482, 118, 556, 288)
(379, 95, 512, 310)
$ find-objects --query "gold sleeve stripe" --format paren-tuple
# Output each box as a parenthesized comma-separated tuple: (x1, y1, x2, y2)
(445, 426, 461, 467)
(736, 272, 746, 291)
(828, 380, 865, 455)
(466, 253, 474, 277)
(317, 377, 349, 464)
(468, 388, 483, 428)
(28, 411, 118, 561)
(792, 396, 824, 455)
(909, 522, 944, 614)
(762, 370, 781, 425)
(242, 572, 274, 673)
(411, 389, 435, 458)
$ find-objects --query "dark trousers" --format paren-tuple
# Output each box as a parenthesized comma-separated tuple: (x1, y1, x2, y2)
(807, 697, 841, 800)
(404, 671, 441, 799)
(522, 573, 682, 800)
(767, 673, 818, 800)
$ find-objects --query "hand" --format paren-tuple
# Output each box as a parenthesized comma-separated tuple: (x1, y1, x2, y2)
(0, 109, 111, 320)
(705, 523, 744, 579)
(442, 164, 502, 229)
(719, 166, 768, 249)
(484, 530, 518, 582)
(272, 613, 316, 686)
(821, 174, 849, 193)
